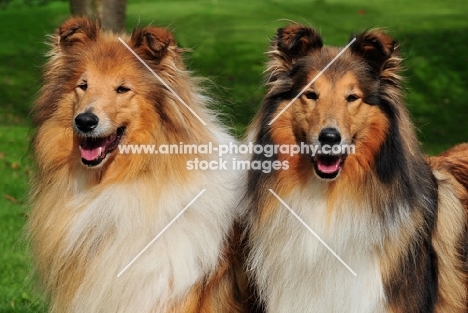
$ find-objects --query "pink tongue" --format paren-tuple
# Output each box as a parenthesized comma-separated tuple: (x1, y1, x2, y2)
(317, 160, 340, 174)
(81, 147, 102, 161)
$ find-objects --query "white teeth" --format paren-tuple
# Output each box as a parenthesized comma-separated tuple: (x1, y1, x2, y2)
(98, 147, 104, 157)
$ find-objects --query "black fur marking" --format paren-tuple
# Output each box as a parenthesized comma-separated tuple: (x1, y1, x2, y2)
(386, 173, 439, 312)
(380, 134, 439, 311)
(375, 120, 407, 185)
(374, 97, 408, 181)
(245, 96, 285, 219)
(387, 236, 439, 312)
(363, 92, 381, 106)
(247, 110, 278, 186)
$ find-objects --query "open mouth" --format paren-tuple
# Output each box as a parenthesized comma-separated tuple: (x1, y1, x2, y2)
(79, 126, 125, 167)
(312, 154, 346, 180)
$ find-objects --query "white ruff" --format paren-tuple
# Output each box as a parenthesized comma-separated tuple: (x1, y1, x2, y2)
(249, 181, 386, 313)
(58, 133, 243, 312)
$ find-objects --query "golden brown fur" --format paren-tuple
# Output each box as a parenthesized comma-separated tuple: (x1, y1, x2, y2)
(29, 17, 247, 313)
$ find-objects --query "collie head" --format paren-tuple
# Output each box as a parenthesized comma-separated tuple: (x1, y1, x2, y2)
(32, 17, 220, 184)
(243, 24, 441, 219)
(248, 24, 432, 188)
(29, 17, 243, 313)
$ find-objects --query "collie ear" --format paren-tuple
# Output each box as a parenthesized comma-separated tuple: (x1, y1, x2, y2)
(266, 24, 322, 84)
(350, 30, 397, 74)
(130, 27, 176, 62)
(272, 24, 323, 65)
(58, 17, 99, 49)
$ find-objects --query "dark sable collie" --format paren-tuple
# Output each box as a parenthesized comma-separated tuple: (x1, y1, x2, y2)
(245, 24, 468, 312)
(29, 18, 247, 313)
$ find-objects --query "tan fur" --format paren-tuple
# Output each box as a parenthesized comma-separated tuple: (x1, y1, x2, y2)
(429, 144, 468, 312)
(29, 17, 246, 313)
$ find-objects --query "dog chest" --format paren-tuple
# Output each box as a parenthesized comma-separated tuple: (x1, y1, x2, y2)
(250, 188, 386, 312)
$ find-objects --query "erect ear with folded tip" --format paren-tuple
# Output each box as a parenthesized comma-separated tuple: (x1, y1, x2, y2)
(265, 24, 323, 84)
(350, 29, 397, 74)
(130, 27, 177, 62)
(58, 17, 100, 49)
(273, 24, 323, 66)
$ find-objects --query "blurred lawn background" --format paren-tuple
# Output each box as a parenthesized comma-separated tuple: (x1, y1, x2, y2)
(0, 0, 467, 311)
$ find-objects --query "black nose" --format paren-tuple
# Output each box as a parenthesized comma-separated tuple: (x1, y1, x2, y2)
(318, 127, 341, 145)
(74, 112, 99, 133)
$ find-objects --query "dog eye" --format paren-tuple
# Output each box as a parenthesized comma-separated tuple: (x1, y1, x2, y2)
(346, 94, 359, 102)
(305, 91, 318, 100)
(77, 82, 88, 91)
(116, 86, 130, 94)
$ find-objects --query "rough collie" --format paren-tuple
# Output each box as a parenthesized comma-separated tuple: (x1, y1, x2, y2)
(29, 17, 246, 313)
(245, 24, 468, 312)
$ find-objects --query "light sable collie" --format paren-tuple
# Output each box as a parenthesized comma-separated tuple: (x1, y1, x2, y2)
(245, 24, 468, 312)
(29, 17, 246, 313)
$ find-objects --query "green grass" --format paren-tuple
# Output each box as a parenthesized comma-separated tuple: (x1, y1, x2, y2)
(0, 126, 45, 312)
(0, 0, 467, 311)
